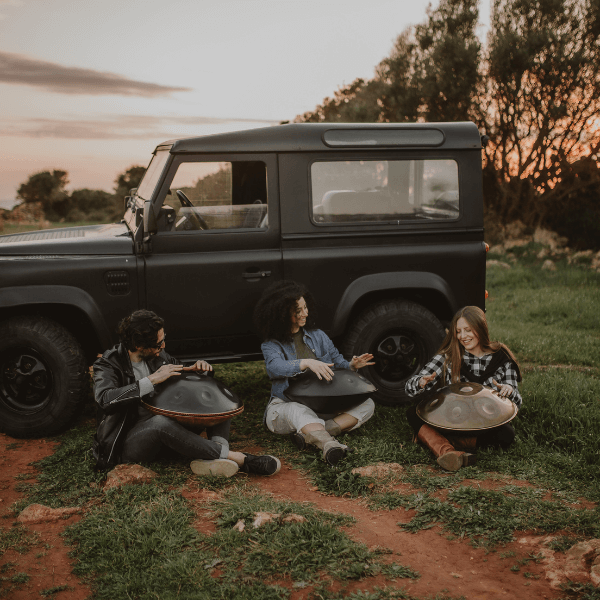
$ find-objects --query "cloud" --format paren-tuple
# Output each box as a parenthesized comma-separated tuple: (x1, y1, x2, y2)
(0, 51, 192, 96)
(0, 114, 279, 139)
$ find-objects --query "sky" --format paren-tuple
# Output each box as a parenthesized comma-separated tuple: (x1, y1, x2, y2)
(0, 0, 491, 207)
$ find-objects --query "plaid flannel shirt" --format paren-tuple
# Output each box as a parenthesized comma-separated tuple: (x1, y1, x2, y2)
(405, 350, 522, 408)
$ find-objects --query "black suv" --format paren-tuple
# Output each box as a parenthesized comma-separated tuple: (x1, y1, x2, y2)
(0, 122, 486, 437)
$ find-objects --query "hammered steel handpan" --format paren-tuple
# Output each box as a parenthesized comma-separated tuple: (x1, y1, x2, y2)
(142, 373, 243, 427)
(416, 382, 517, 431)
(284, 368, 376, 413)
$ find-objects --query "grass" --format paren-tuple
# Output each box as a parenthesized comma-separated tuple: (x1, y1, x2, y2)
(63, 487, 418, 599)
(9, 243, 600, 598)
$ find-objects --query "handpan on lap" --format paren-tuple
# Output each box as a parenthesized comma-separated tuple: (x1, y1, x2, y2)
(142, 372, 243, 427)
(416, 382, 517, 431)
(284, 368, 376, 413)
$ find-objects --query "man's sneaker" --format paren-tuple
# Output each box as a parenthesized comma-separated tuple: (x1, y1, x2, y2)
(190, 458, 239, 477)
(239, 453, 281, 476)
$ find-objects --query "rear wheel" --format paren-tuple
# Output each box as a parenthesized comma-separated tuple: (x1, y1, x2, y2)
(0, 316, 88, 438)
(342, 300, 445, 406)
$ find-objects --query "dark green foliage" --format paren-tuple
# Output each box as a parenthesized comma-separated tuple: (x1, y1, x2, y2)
(16, 170, 70, 221)
(297, 0, 480, 125)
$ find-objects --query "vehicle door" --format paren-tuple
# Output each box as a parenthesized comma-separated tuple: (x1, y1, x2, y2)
(143, 154, 281, 360)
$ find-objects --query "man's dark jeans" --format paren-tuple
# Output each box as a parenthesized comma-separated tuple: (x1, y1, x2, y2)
(121, 415, 231, 463)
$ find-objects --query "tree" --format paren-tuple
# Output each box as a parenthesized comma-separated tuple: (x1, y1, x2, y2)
(114, 165, 146, 199)
(68, 189, 114, 222)
(481, 0, 600, 225)
(378, 0, 481, 123)
(16, 170, 70, 220)
(295, 0, 481, 124)
(112, 165, 147, 220)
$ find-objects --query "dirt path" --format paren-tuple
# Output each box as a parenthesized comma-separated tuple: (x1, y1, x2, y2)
(0, 433, 91, 600)
(1, 435, 562, 600)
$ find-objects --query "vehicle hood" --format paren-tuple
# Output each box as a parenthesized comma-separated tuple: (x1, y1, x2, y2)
(0, 223, 133, 255)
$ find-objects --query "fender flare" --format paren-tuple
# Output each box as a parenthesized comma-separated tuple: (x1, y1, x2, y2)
(0, 285, 112, 348)
(330, 272, 456, 337)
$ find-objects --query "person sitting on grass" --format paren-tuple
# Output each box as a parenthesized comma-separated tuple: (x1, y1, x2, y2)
(405, 305, 522, 472)
(255, 280, 375, 466)
(92, 309, 280, 477)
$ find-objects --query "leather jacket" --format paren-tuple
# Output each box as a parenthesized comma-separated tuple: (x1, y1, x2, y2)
(91, 343, 177, 469)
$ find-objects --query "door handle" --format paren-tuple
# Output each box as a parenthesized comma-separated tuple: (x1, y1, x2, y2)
(243, 270, 271, 279)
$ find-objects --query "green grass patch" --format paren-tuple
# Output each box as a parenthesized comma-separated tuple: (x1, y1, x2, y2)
(64, 486, 417, 600)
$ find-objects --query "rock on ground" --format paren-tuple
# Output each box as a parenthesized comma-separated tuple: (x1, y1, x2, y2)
(351, 462, 404, 478)
(18, 504, 81, 524)
(104, 464, 157, 489)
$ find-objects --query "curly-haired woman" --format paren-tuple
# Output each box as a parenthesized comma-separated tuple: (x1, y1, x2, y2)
(405, 306, 522, 471)
(255, 281, 375, 466)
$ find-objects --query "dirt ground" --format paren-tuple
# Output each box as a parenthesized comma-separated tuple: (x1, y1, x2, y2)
(0, 433, 565, 600)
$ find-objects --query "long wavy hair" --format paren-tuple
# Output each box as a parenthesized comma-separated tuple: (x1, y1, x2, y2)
(254, 280, 318, 343)
(438, 306, 518, 383)
(117, 309, 164, 352)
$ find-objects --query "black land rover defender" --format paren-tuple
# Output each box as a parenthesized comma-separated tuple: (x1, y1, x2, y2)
(0, 122, 486, 437)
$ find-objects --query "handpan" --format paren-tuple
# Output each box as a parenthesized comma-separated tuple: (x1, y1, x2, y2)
(142, 372, 243, 427)
(284, 368, 376, 413)
(416, 382, 517, 431)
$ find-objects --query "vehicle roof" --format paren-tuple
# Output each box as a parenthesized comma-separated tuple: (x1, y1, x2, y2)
(158, 122, 482, 154)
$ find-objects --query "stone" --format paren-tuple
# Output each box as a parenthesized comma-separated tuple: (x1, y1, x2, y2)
(542, 259, 556, 271)
(590, 554, 600, 586)
(18, 504, 80, 524)
(351, 462, 404, 478)
(104, 464, 157, 489)
(232, 519, 245, 532)
(232, 512, 306, 531)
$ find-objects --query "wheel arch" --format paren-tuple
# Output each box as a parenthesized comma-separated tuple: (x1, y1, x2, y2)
(330, 272, 457, 340)
(0, 286, 111, 364)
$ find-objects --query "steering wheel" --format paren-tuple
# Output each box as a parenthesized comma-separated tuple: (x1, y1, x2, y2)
(175, 190, 209, 230)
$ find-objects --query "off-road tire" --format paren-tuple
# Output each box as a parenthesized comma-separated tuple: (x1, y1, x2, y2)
(342, 300, 445, 407)
(0, 316, 88, 438)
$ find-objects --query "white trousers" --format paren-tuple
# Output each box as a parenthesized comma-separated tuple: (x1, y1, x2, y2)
(265, 397, 375, 435)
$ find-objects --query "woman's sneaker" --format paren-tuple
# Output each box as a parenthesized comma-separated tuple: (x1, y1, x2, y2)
(190, 458, 239, 477)
(239, 453, 281, 476)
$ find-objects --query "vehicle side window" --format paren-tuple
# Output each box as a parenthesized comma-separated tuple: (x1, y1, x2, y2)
(166, 161, 268, 231)
(311, 159, 459, 224)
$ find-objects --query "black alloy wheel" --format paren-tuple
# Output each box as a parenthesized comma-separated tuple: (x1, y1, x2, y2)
(342, 299, 445, 406)
(0, 316, 88, 438)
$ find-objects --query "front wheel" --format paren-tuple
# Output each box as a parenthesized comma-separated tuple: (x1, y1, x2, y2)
(342, 300, 445, 406)
(0, 316, 88, 438)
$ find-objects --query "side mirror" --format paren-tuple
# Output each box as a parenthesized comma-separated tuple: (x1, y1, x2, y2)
(143, 200, 157, 235)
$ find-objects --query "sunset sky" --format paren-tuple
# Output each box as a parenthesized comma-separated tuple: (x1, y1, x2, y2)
(0, 0, 490, 206)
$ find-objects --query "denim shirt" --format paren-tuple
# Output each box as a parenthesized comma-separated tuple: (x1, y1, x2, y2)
(261, 328, 350, 402)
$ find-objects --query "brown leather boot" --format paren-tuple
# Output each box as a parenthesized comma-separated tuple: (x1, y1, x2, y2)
(447, 435, 477, 452)
(417, 424, 475, 472)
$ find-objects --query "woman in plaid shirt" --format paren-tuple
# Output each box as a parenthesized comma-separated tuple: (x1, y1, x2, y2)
(405, 306, 521, 472)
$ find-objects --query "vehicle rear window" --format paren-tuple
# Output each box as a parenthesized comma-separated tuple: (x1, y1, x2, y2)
(311, 159, 459, 224)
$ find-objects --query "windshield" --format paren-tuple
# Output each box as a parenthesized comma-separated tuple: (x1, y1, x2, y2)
(136, 149, 171, 201)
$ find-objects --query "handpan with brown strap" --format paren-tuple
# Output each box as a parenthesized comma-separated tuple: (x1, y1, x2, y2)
(142, 371, 243, 428)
